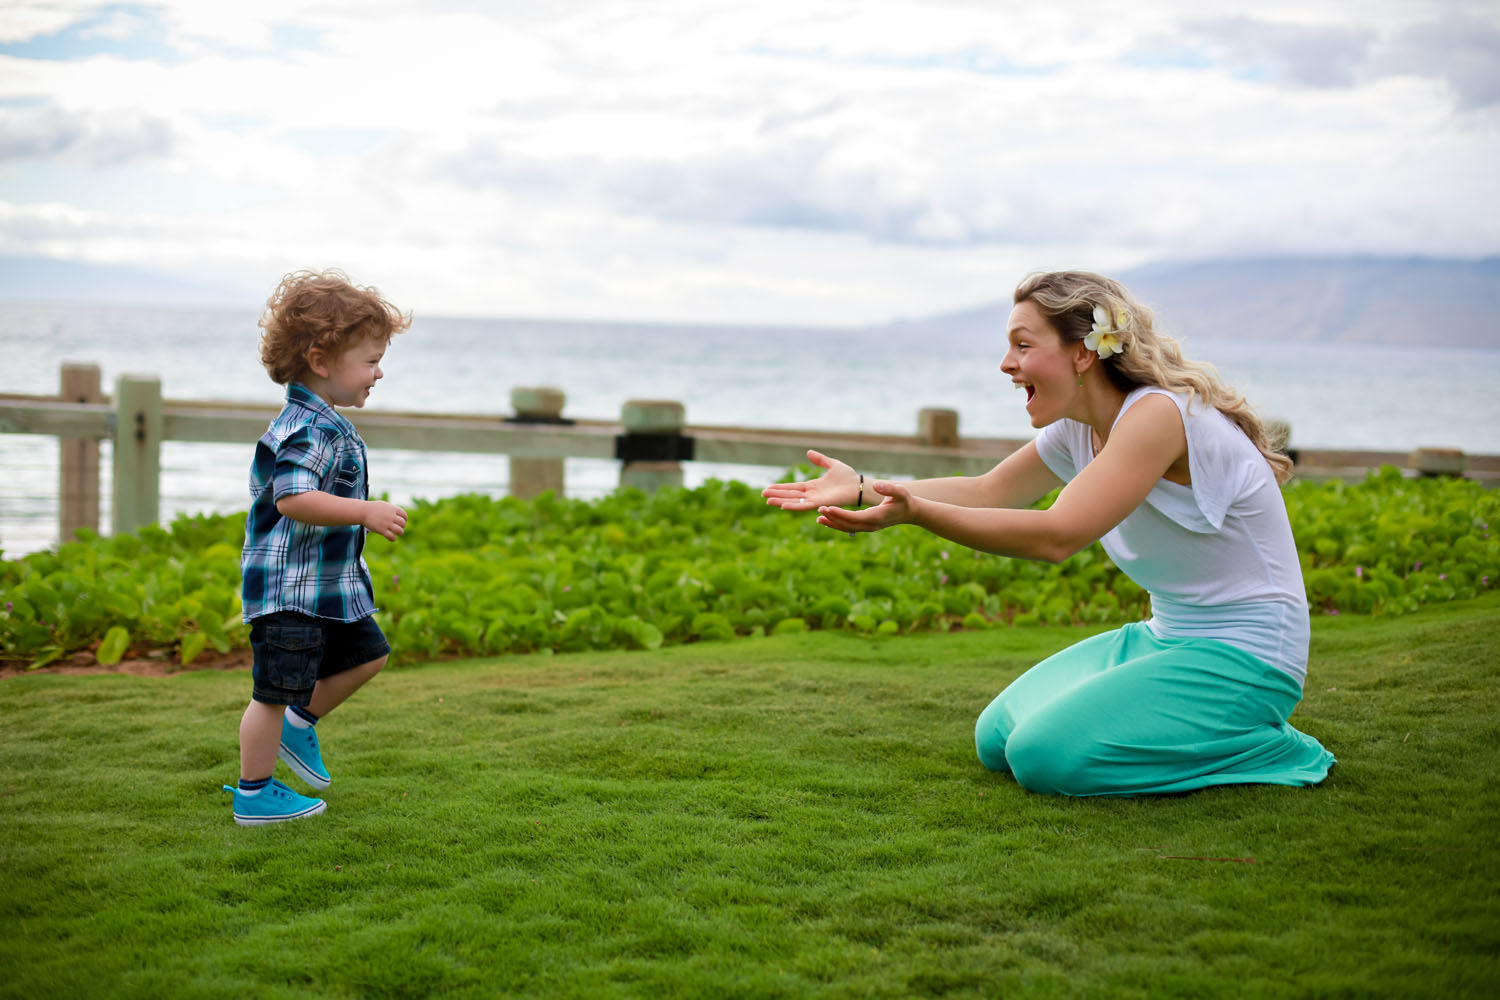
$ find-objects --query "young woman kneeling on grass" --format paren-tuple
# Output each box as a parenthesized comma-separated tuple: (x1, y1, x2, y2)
(762, 270, 1335, 797)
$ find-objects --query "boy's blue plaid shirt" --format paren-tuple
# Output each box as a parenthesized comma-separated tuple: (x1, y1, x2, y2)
(241, 383, 377, 623)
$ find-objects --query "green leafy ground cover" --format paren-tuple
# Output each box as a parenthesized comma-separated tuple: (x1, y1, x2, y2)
(2, 467, 1496, 669)
(2, 594, 1497, 998)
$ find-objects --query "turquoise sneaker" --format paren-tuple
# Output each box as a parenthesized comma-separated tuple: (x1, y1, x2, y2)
(279, 715, 331, 789)
(224, 779, 326, 826)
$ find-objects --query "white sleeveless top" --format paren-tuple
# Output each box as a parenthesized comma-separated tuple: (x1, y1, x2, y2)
(1035, 387, 1310, 684)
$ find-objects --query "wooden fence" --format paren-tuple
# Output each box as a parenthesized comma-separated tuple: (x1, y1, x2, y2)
(3, 362, 1497, 546)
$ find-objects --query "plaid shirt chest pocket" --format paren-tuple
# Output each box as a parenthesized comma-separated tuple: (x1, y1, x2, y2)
(331, 445, 366, 498)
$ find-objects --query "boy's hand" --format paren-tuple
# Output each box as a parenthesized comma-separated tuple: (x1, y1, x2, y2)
(363, 500, 408, 541)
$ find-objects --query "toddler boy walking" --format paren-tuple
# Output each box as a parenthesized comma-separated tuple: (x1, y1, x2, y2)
(224, 269, 411, 825)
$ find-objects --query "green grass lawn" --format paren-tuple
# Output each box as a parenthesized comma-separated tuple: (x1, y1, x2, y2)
(3, 594, 1498, 999)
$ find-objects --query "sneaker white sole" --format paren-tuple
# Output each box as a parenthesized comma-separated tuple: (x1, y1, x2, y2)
(279, 742, 331, 789)
(233, 799, 327, 826)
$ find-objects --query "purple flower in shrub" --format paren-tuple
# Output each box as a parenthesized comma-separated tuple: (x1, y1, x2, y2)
(1355, 566, 1364, 579)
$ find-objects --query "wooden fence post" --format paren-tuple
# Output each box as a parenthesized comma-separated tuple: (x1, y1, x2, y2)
(111, 375, 162, 536)
(618, 399, 687, 494)
(918, 408, 959, 447)
(59, 363, 102, 542)
(1410, 447, 1465, 478)
(508, 386, 568, 499)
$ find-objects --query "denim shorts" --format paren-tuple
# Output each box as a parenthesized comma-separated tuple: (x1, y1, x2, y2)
(249, 610, 390, 706)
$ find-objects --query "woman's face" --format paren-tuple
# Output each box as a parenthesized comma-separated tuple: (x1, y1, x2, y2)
(1001, 300, 1081, 428)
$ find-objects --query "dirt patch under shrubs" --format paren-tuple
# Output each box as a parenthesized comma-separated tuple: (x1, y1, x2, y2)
(1, 646, 251, 679)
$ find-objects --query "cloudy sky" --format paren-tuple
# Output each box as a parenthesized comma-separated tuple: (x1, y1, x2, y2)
(1, 0, 1497, 325)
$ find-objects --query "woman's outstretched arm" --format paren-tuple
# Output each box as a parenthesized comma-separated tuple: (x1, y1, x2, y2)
(815, 394, 1187, 562)
(763, 441, 1063, 513)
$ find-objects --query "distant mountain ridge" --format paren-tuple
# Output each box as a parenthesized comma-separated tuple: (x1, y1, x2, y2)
(1, 254, 1496, 347)
(877, 257, 1500, 349)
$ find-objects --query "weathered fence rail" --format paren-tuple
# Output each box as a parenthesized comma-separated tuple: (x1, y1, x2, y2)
(3, 362, 1497, 548)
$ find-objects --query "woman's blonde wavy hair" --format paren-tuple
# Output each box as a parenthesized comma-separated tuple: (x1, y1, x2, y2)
(1014, 270, 1292, 484)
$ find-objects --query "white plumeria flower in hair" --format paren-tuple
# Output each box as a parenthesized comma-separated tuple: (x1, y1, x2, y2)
(1085, 303, 1127, 359)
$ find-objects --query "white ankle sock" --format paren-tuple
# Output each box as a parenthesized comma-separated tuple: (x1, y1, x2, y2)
(284, 706, 314, 729)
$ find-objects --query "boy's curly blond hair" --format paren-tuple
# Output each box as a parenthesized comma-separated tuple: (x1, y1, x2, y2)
(259, 269, 411, 385)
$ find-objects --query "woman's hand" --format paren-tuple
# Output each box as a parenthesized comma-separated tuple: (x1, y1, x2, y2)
(815, 480, 916, 534)
(762, 449, 860, 511)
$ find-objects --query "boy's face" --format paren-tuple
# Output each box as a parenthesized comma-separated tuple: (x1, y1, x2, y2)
(306, 334, 387, 408)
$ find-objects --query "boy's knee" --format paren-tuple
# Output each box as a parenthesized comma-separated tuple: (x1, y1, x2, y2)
(361, 653, 388, 675)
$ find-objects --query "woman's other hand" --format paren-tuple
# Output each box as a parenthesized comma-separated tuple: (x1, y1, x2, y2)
(762, 449, 860, 511)
(815, 480, 914, 534)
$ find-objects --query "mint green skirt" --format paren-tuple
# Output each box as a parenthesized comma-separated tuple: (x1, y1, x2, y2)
(974, 622, 1335, 797)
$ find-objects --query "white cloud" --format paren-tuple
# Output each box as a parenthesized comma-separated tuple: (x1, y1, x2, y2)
(1375, 13, 1500, 109)
(0, 2, 96, 44)
(0, 102, 174, 165)
(76, 8, 149, 42)
(1173, 7, 1500, 105)
(0, 0, 1496, 324)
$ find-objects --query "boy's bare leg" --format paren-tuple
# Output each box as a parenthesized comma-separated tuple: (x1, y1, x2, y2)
(239, 700, 285, 779)
(306, 654, 387, 718)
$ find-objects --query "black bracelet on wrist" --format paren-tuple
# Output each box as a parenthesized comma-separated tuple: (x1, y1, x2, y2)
(847, 472, 865, 539)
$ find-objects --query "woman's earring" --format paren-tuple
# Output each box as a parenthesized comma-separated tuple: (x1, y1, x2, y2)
(1076, 372, 1084, 387)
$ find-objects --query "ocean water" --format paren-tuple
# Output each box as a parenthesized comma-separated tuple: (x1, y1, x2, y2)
(3, 301, 1499, 558)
